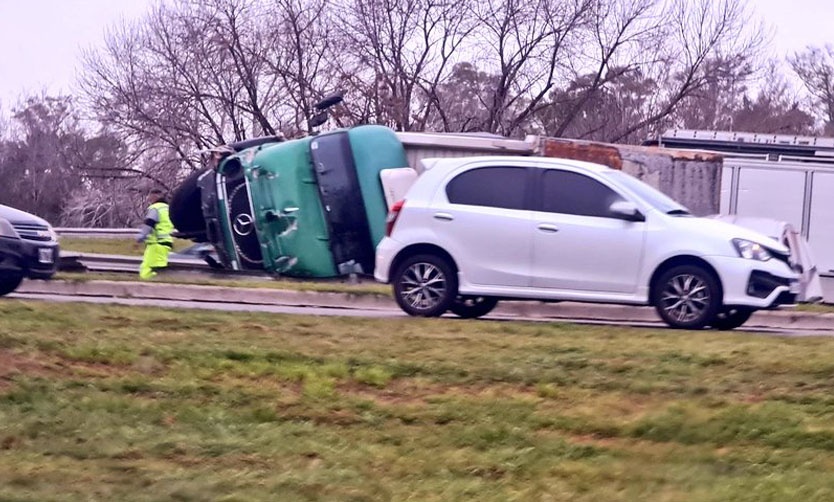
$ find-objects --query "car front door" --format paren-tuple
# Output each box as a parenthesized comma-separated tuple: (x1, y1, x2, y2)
(531, 167, 646, 293)
(433, 164, 534, 287)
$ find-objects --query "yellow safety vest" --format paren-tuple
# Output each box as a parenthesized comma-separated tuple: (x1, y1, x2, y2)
(147, 201, 174, 245)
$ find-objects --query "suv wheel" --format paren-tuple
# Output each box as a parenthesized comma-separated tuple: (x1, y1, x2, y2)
(0, 275, 24, 297)
(393, 254, 457, 317)
(711, 307, 753, 331)
(449, 296, 498, 319)
(652, 265, 721, 330)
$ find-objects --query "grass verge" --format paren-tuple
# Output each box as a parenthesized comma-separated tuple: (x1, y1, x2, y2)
(55, 271, 392, 296)
(2, 300, 834, 500)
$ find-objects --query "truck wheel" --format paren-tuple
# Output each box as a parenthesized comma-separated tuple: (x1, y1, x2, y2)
(393, 254, 457, 317)
(0, 275, 24, 297)
(711, 307, 753, 331)
(652, 265, 721, 330)
(170, 167, 210, 239)
(449, 296, 498, 319)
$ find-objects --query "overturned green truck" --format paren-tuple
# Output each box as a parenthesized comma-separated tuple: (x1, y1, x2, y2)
(170, 125, 723, 278)
(170, 125, 414, 277)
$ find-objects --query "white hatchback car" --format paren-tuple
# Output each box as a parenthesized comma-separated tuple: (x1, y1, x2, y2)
(374, 156, 801, 330)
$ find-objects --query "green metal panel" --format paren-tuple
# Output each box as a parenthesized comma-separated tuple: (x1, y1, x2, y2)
(245, 138, 338, 277)
(347, 125, 410, 246)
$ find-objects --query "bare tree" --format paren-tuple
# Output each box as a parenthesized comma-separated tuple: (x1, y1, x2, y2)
(78, 0, 770, 159)
(250, 0, 350, 136)
(789, 45, 834, 132)
(545, 0, 664, 138)
(335, 0, 476, 131)
(464, 0, 593, 136)
(81, 0, 291, 175)
(607, 0, 765, 142)
(0, 95, 85, 221)
(668, 56, 755, 131)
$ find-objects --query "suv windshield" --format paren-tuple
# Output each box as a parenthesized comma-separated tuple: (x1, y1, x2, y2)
(602, 171, 690, 215)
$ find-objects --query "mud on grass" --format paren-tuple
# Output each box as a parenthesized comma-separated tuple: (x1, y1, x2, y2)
(3, 300, 834, 501)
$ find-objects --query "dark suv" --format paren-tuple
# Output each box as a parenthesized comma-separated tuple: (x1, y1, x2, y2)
(0, 205, 60, 296)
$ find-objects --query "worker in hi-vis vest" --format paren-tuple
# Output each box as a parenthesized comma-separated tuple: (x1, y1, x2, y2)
(136, 188, 175, 280)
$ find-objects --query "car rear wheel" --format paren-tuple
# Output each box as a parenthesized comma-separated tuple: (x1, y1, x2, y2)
(0, 275, 24, 297)
(710, 307, 753, 331)
(393, 254, 457, 317)
(652, 265, 721, 330)
(449, 296, 498, 319)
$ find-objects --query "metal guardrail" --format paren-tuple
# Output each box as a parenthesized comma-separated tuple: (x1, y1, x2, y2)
(55, 228, 136, 238)
(57, 252, 275, 281)
(60, 252, 214, 273)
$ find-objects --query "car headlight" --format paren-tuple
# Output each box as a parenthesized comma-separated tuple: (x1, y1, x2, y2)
(47, 225, 59, 241)
(0, 219, 20, 238)
(732, 238, 772, 261)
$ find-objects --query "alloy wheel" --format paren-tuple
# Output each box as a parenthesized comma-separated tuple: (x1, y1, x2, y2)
(398, 261, 448, 311)
(659, 273, 711, 324)
(393, 254, 458, 318)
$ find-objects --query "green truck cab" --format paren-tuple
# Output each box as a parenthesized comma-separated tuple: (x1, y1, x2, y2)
(170, 125, 409, 278)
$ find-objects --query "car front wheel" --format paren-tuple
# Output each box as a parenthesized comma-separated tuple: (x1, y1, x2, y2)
(393, 254, 457, 317)
(449, 296, 498, 319)
(652, 265, 721, 330)
(0, 275, 24, 297)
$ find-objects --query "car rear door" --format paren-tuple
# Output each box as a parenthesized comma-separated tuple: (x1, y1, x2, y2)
(530, 167, 646, 293)
(430, 163, 535, 287)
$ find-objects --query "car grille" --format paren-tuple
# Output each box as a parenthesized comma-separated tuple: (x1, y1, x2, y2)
(12, 223, 53, 242)
(747, 270, 791, 299)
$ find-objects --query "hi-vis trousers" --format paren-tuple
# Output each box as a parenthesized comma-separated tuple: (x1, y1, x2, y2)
(139, 242, 172, 280)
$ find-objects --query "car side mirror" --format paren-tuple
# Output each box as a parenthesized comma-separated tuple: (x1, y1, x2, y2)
(609, 200, 645, 222)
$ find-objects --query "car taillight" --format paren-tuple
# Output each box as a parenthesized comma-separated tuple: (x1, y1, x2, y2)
(385, 199, 405, 236)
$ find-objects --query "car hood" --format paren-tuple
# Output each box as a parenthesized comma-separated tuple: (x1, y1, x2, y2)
(0, 205, 51, 227)
(665, 214, 790, 255)
(707, 215, 789, 241)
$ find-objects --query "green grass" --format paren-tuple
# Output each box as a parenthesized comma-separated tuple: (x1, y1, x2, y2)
(55, 272, 392, 296)
(59, 236, 192, 256)
(796, 302, 834, 314)
(3, 300, 834, 500)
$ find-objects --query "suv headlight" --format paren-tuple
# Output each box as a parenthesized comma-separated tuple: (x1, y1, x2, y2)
(732, 238, 772, 261)
(47, 225, 59, 241)
(0, 219, 20, 238)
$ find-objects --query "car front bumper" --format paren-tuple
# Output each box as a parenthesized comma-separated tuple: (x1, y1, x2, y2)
(0, 236, 59, 280)
(711, 255, 800, 309)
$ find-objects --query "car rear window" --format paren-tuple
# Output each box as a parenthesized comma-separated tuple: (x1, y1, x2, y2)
(445, 166, 527, 210)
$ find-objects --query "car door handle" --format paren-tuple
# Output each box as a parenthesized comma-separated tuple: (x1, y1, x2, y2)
(537, 224, 559, 233)
(434, 213, 454, 221)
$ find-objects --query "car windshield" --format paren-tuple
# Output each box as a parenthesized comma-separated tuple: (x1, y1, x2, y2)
(602, 170, 690, 215)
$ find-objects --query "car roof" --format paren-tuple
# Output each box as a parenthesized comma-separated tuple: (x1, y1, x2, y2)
(419, 155, 614, 174)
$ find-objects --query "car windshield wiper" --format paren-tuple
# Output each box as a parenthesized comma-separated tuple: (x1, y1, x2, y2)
(666, 209, 691, 216)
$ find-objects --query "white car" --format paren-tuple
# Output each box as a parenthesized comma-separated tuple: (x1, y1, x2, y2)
(374, 156, 801, 330)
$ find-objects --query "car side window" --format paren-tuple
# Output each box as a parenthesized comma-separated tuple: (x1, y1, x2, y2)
(540, 169, 624, 217)
(446, 166, 527, 210)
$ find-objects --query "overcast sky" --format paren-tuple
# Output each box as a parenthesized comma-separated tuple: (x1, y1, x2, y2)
(0, 0, 833, 108)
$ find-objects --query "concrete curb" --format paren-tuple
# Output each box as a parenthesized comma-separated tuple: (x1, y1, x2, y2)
(17, 279, 834, 331)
